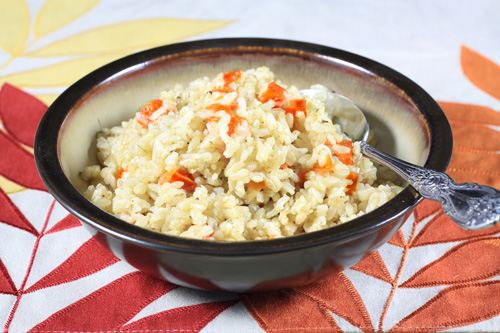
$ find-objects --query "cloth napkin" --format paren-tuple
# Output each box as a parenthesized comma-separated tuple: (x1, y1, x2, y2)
(1, 1, 500, 332)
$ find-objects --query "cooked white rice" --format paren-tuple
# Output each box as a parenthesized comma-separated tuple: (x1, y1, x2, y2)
(81, 67, 402, 241)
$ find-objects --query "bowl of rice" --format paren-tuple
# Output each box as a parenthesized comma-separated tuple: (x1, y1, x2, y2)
(34, 38, 452, 292)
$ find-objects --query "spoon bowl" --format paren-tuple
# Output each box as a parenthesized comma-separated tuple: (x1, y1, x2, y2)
(301, 88, 500, 231)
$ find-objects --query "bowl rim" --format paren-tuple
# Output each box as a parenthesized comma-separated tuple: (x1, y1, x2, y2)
(34, 37, 453, 256)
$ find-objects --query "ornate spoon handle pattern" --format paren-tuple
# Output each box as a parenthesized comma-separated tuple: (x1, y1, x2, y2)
(361, 142, 500, 230)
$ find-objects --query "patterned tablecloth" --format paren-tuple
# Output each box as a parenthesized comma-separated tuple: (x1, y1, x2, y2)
(1, 1, 500, 332)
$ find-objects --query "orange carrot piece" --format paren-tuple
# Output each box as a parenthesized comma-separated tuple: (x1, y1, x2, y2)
(116, 167, 127, 180)
(212, 86, 237, 94)
(202, 232, 215, 239)
(227, 116, 246, 136)
(210, 86, 239, 111)
(283, 98, 307, 116)
(223, 70, 243, 86)
(297, 170, 310, 187)
(159, 168, 197, 191)
(313, 155, 335, 173)
(207, 115, 246, 136)
(258, 82, 287, 108)
(345, 171, 359, 195)
(335, 140, 353, 165)
(248, 180, 266, 191)
(137, 99, 163, 127)
(206, 103, 234, 114)
(325, 138, 353, 165)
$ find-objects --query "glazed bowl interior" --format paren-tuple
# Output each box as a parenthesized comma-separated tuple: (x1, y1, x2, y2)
(36, 38, 452, 256)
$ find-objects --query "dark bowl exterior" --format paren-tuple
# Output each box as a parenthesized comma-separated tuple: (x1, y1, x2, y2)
(83, 208, 410, 292)
(34, 38, 453, 292)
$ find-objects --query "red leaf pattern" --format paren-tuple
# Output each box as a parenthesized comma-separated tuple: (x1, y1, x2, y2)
(121, 300, 240, 331)
(44, 214, 81, 234)
(0, 83, 47, 148)
(25, 237, 120, 293)
(0, 131, 46, 192)
(0, 259, 16, 295)
(0, 188, 38, 235)
(28, 272, 176, 332)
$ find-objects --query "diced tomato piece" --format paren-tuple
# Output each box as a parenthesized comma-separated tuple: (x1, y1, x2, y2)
(137, 99, 163, 127)
(258, 82, 287, 108)
(223, 70, 243, 86)
(345, 171, 359, 195)
(159, 168, 197, 191)
(248, 180, 266, 191)
(283, 98, 307, 116)
(280, 163, 290, 169)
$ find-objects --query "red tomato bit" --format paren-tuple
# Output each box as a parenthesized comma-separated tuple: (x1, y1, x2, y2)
(159, 168, 197, 191)
(223, 70, 243, 86)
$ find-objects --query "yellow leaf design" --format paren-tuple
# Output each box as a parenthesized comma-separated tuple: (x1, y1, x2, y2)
(35, 0, 100, 39)
(26, 18, 233, 57)
(0, 175, 26, 195)
(0, 0, 29, 55)
(0, 53, 120, 88)
(35, 93, 60, 106)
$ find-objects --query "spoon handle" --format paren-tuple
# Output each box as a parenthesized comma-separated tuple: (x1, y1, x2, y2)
(360, 142, 500, 230)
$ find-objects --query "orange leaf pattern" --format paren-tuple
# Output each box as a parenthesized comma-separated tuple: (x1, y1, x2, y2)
(392, 281, 500, 332)
(461, 45, 500, 101)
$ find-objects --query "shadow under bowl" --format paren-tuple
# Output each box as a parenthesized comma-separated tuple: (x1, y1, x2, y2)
(34, 38, 452, 292)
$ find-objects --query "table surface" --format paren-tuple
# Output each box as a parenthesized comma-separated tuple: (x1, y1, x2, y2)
(1, 0, 500, 332)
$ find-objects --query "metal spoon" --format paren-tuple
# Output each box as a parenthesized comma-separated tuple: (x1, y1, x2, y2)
(301, 88, 500, 231)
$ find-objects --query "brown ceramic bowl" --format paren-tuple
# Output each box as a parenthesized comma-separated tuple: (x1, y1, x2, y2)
(34, 38, 452, 292)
